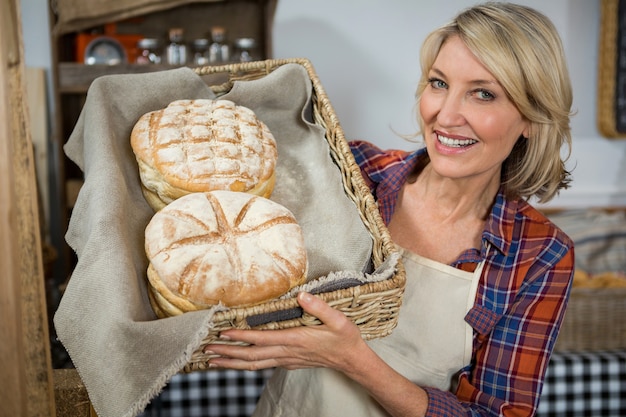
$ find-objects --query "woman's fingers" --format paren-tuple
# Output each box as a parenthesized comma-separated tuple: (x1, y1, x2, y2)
(205, 334, 324, 370)
(298, 292, 362, 340)
(208, 355, 278, 371)
(296, 292, 334, 320)
(206, 344, 286, 370)
(206, 340, 286, 360)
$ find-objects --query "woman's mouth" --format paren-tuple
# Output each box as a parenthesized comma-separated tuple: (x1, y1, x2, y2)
(437, 134, 478, 148)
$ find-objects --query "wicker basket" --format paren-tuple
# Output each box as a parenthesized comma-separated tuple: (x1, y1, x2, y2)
(554, 287, 626, 352)
(180, 58, 406, 373)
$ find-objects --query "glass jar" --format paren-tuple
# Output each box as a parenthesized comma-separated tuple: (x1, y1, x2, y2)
(166, 28, 187, 65)
(232, 38, 257, 62)
(209, 26, 230, 63)
(136, 38, 161, 64)
(192, 38, 210, 65)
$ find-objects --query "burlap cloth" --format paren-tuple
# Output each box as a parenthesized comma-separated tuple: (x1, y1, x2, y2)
(54, 63, 397, 417)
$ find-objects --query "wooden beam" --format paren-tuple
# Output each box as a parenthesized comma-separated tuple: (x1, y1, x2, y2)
(0, 0, 56, 416)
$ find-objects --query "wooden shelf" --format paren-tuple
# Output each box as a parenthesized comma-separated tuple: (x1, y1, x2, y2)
(57, 62, 234, 93)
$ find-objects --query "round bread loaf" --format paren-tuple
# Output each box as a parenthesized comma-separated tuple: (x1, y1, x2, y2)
(144, 191, 308, 317)
(131, 99, 277, 211)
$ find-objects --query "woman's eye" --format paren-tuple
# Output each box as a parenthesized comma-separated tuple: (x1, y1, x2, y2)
(475, 89, 495, 100)
(428, 78, 447, 89)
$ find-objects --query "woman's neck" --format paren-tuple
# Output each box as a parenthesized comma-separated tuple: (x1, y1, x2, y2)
(410, 164, 500, 223)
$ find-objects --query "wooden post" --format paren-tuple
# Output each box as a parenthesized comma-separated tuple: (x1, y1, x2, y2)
(0, 0, 56, 416)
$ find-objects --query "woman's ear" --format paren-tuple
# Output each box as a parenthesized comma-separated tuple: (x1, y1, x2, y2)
(521, 123, 531, 140)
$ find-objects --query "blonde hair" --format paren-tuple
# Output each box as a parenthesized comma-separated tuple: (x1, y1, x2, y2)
(417, 2, 573, 202)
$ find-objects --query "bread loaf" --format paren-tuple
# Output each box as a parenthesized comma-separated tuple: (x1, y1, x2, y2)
(144, 191, 308, 317)
(131, 99, 277, 211)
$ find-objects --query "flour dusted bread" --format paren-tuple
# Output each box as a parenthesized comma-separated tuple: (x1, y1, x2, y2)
(144, 191, 308, 317)
(131, 99, 277, 211)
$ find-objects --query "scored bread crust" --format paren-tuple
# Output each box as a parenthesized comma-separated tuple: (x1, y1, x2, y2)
(144, 191, 308, 316)
(131, 99, 277, 211)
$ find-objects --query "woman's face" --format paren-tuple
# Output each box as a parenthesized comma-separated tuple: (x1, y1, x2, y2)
(419, 35, 529, 184)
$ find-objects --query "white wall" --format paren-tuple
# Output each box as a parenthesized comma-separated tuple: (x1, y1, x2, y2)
(21, 0, 626, 209)
(21, 0, 54, 117)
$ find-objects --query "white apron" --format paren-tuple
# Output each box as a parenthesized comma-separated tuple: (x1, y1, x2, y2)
(253, 247, 485, 417)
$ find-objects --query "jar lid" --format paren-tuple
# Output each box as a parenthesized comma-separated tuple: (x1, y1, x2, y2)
(211, 26, 226, 37)
(137, 38, 160, 49)
(193, 38, 210, 48)
(234, 38, 256, 49)
(168, 28, 184, 42)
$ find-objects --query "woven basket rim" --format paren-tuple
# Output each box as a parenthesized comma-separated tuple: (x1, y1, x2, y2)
(210, 269, 406, 323)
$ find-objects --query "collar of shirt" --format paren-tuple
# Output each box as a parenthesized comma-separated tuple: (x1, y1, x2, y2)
(351, 142, 518, 266)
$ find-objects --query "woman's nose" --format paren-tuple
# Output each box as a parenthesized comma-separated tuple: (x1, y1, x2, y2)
(437, 94, 466, 127)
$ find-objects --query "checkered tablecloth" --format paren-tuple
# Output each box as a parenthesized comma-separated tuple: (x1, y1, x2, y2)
(138, 351, 626, 417)
(537, 350, 626, 417)
(139, 369, 274, 417)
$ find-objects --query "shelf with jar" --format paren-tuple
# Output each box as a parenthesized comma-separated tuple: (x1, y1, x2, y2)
(53, 1, 275, 91)
(58, 35, 262, 94)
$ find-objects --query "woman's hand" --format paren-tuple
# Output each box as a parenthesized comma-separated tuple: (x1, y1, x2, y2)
(205, 291, 430, 417)
(204, 292, 367, 372)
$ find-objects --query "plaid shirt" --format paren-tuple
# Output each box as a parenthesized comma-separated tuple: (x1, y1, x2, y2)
(350, 141, 575, 417)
